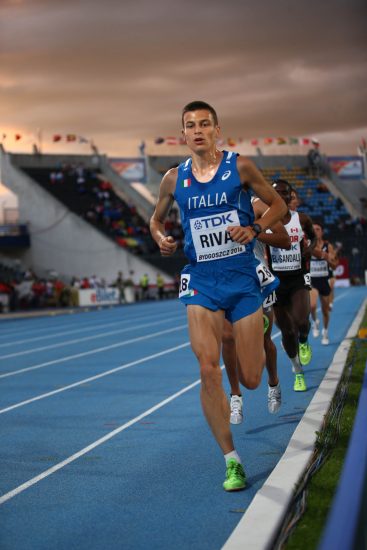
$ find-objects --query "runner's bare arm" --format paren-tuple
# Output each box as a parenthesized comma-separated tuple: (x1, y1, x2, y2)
(150, 169, 178, 256)
(299, 212, 317, 257)
(253, 199, 291, 249)
(322, 243, 338, 269)
(227, 157, 287, 245)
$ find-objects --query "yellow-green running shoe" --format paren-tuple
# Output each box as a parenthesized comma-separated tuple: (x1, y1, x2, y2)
(223, 459, 246, 492)
(299, 341, 312, 366)
(294, 373, 307, 392)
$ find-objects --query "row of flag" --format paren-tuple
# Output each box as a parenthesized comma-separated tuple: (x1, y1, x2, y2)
(154, 136, 317, 147)
(1, 133, 90, 144)
(52, 134, 90, 143)
(1, 132, 316, 148)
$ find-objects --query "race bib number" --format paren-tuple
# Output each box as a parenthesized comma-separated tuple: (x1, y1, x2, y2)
(310, 259, 328, 278)
(256, 262, 276, 288)
(304, 273, 311, 287)
(179, 274, 197, 298)
(190, 209, 245, 262)
(263, 290, 276, 308)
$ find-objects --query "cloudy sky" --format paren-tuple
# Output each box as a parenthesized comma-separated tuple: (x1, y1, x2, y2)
(1, 0, 367, 157)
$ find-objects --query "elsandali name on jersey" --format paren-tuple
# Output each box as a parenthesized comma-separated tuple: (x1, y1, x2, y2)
(270, 251, 302, 270)
(190, 209, 245, 262)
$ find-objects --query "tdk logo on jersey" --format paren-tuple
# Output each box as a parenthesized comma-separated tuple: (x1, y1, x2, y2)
(221, 170, 231, 181)
(194, 212, 235, 229)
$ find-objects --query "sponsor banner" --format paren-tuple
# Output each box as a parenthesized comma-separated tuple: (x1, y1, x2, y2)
(327, 156, 364, 179)
(334, 258, 350, 283)
(110, 158, 146, 183)
(78, 288, 120, 307)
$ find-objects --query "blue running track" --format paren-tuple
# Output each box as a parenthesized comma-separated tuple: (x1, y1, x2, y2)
(0, 286, 365, 550)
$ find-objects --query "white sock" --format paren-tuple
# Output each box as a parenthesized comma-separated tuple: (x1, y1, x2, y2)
(290, 355, 303, 374)
(224, 450, 241, 465)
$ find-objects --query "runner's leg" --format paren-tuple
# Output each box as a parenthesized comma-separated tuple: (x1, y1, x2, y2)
(187, 305, 234, 454)
(222, 320, 241, 396)
(274, 303, 298, 359)
(291, 288, 311, 343)
(233, 306, 265, 389)
(264, 308, 278, 386)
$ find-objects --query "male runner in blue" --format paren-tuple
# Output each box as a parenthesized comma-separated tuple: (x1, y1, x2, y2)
(150, 101, 286, 491)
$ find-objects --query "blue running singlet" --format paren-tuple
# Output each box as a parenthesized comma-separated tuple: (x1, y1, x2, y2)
(173, 151, 264, 322)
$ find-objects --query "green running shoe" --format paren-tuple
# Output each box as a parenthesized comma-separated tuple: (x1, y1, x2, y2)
(299, 341, 312, 366)
(294, 373, 307, 392)
(223, 459, 246, 492)
(263, 314, 269, 334)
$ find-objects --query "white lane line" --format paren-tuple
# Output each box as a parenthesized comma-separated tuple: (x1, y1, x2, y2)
(0, 349, 198, 506)
(0, 324, 187, 380)
(0, 315, 184, 359)
(0, 310, 183, 346)
(0, 340, 191, 415)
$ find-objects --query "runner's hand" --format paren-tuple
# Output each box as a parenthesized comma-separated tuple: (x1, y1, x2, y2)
(159, 236, 177, 256)
(227, 225, 255, 244)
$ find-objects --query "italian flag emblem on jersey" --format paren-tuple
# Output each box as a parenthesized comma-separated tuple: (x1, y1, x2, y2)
(182, 178, 191, 188)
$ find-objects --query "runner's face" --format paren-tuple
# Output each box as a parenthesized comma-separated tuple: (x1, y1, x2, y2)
(182, 110, 219, 153)
(289, 192, 298, 209)
(313, 224, 323, 238)
(273, 182, 291, 205)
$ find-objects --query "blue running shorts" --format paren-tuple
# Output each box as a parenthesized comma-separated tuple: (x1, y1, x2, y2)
(178, 255, 263, 323)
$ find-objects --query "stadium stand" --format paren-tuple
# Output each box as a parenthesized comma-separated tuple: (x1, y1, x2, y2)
(23, 165, 155, 255)
(261, 166, 351, 230)
(21, 164, 186, 276)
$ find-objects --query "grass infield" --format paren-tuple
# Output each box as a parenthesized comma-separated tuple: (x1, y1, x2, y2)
(283, 307, 367, 550)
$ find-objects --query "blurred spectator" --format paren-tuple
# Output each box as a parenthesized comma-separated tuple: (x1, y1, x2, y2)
(351, 246, 362, 281)
(307, 139, 322, 176)
(113, 271, 125, 303)
(16, 273, 35, 308)
(32, 278, 47, 308)
(140, 273, 149, 300)
(156, 273, 165, 300)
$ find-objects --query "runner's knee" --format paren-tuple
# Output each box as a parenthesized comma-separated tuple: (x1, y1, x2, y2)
(239, 370, 262, 390)
(199, 360, 222, 388)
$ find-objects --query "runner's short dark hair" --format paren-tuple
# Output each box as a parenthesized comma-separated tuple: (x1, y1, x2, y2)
(182, 101, 218, 127)
(272, 178, 292, 190)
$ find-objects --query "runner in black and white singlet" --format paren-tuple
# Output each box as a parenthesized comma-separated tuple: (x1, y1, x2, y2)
(268, 179, 316, 392)
(222, 197, 290, 423)
(150, 101, 286, 492)
(309, 222, 338, 345)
